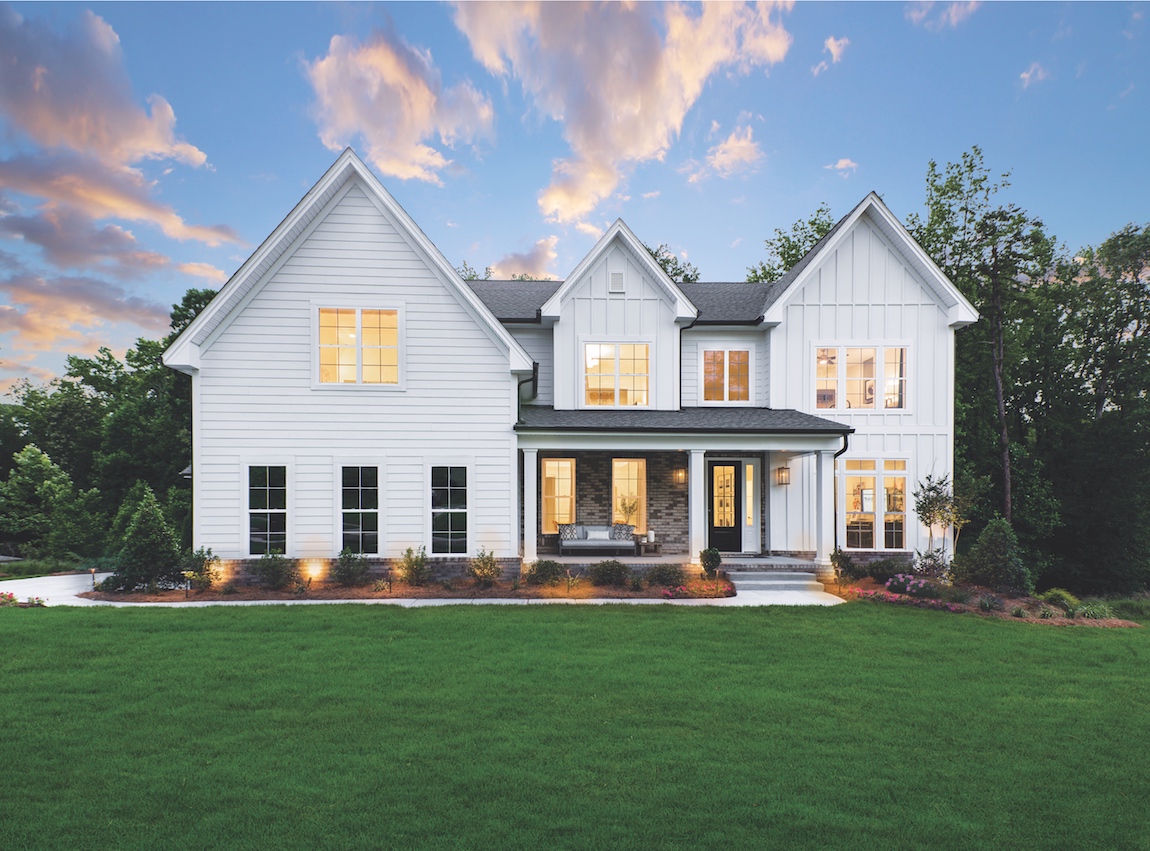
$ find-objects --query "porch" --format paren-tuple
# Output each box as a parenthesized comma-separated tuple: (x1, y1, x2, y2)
(548, 552, 822, 572)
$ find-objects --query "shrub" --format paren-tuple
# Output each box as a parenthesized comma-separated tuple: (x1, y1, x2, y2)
(1011, 606, 1028, 618)
(954, 517, 1032, 595)
(700, 548, 722, 578)
(525, 559, 565, 587)
(1037, 604, 1056, 619)
(831, 547, 864, 582)
(1077, 600, 1116, 620)
(940, 586, 972, 604)
(106, 486, 183, 591)
(645, 564, 686, 587)
(886, 573, 938, 598)
(866, 559, 904, 584)
(629, 576, 643, 592)
(589, 559, 632, 587)
(1040, 588, 1081, 613)
(0, 591, 16, 607)
(180, 547, 219, 591)
(913, 548, 950, 578)
(1109, 595, 1150, 623)
(251, 552, 299, 590)
(399, 547, 430, 586)
(332, 548, 370, 586)
(468, 547, 501, 587)
(978, 594, 1005, 612)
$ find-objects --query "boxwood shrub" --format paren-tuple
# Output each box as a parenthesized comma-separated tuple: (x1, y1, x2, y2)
(589, 559, 632, 587)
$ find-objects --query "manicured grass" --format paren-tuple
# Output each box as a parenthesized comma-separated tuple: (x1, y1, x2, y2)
(1, 604, 1148, 850)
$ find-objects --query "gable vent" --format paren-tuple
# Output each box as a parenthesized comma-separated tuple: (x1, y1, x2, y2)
(609, 271, 625, 293)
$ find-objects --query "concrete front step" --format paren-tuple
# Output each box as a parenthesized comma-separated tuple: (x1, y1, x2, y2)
(727, 571, 825, 593)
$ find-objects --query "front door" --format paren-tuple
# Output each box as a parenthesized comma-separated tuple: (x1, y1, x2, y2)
(708, 462, 742, 552)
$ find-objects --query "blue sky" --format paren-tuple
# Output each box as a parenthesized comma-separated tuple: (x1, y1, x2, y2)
(0, 1, 1145, 390)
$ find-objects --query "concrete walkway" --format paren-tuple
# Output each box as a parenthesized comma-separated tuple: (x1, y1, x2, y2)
(1, 572, 843, 608)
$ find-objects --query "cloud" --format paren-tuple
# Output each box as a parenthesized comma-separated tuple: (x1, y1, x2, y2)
(0, 271, 169, 353)
(490, 235, 559, 279)
(706, 125, 763, 178)
(905, 2, 980, 31)
(0, 152, 240, 245)
(1020, 62, 1049, 88)
(307, 28, 494, 184)
(0, 204, 169, 276)
(575, 221, 603, 238)
(177, 262, 227, 283)
(811, 61, 828, 77)
(0, 7, 207, 168)
(824, 158, 858, 175)
(825, 35, 849, 62)
(454, 1, 793, 223)
(641, 190, 661, 199)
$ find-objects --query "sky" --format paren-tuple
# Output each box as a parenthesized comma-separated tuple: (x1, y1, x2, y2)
(0, 1, 1145, 391)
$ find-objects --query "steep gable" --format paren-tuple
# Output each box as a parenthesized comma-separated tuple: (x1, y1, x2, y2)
(164, 148, 532, 374)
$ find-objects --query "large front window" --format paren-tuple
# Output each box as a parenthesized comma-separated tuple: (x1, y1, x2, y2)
(342, 466, 379, 554)
(541, 458, 575, 534)
(249, 465, 286, 555)
(431, 466, 467, 554)
(611, 458, 647, 533)
(844, 459, 907, 550)
(319, 307, 398, 385)
(703, 349, 750, 403)
(585, 343, 649, 407)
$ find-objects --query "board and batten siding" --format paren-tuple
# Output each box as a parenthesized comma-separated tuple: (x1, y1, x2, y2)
(195, 180, 518, 561)
(553, 241, 681, 410)
(769, 213, 956, 555)
(679, 329, 767, 407)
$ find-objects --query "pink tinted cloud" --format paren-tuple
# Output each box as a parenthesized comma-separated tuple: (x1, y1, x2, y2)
(905, 2, 980, 32)
(454, 1, 793, 223)
(0, 204, 168, 276)
(0, 153, 240, 246)
(307, 28, 494, 184)
(490, 235, 559, 279)
(0, 7, 205, 167)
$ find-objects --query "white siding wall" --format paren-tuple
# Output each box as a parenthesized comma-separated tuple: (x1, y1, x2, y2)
(506, 325, 554, 405)
(679, 329, 767, 407)
(553, 242, 680, 410)
(195, 180, 517, 560)
(768, 213, 955, 555)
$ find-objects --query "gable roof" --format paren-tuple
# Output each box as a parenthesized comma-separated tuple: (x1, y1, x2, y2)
(538, 219, 697, 323)
(761, 192, 979, 328)
(465, 280, 562, 322)
(163, 148, 534, 373)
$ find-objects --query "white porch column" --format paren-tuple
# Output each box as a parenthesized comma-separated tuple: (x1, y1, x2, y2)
(523, 449, 538, 563)
(688, 449, 706, 564)
(814, 449, 835, 580)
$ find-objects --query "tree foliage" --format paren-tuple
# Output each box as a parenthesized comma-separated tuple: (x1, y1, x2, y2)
(108, 485, 183, 591)
(644, 243, 700, 283)
(746, 202, 834, 282)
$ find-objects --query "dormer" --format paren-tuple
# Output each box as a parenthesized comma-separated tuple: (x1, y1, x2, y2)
(542, 220, 697, 411)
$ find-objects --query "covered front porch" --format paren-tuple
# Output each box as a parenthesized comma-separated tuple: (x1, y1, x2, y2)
(515, 406, 851, 579)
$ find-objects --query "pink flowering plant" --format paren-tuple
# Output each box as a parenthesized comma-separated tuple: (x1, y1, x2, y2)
(0, 591, 17, 607)
(852, 588, 965, 613)
(886, 573, 939, 599)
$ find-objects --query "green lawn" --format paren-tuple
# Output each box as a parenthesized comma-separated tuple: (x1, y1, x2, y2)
(1, 604, 1147, 850)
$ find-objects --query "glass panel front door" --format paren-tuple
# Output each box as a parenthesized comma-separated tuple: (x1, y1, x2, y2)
(708, 462, 742, 552)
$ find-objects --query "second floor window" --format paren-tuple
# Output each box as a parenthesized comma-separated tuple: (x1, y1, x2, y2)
(585, 343, 649, 407)
(816, 345, 907, 410)
(703, 349, 750, 402)
(319, 308, 398, 385)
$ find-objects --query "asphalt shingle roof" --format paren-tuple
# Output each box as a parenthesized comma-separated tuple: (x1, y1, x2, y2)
(465, 280, 560, 321)
(516, 406, 852, 434)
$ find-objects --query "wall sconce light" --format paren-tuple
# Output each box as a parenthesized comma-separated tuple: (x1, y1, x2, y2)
(776, 466, 791, 486)
(673, 468, 687, 485)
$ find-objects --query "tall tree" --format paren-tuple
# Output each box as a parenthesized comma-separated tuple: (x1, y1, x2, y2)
(746, 203, 834, 282)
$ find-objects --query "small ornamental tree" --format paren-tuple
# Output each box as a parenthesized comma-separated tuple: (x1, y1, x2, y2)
(913, 474, 955, 554)
(110, 485, 182, 590)
(953, 516, 1033, 595)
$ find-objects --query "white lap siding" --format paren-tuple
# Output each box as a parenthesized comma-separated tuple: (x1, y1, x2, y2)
(195, 181, 516, 560)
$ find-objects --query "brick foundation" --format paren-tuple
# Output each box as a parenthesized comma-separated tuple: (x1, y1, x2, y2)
(218, 556, 523, 586)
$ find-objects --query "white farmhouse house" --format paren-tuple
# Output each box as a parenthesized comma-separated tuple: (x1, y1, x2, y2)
(164, 149, 977, 580)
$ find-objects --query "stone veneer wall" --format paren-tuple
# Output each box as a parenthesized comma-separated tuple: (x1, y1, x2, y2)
(536, 451, 690, 555)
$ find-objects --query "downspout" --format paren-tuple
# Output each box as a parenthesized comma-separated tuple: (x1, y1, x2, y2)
(832, 431, 850, 551)
(515, 362, 539, 425)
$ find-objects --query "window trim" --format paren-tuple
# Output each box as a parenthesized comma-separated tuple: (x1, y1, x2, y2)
(243, 459, 293, 557)
(426, 459, 473, 557)
(332, 457, 384, 556)
(812, 342, 910, 413)
(310, 299, 407, 391)
(698, 346, 755, 406)
(579, 337, 654, 409)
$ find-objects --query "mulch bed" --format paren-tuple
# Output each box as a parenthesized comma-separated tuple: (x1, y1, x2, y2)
(827, 577, 1140, 628)
(79, 575, 737, 604)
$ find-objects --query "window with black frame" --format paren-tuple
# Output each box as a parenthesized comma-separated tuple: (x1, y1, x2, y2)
(342, 466, 379, 554)
(431, 466, 467, 554)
